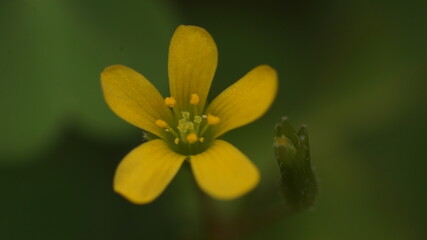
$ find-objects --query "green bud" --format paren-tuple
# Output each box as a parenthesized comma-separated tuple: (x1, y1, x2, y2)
(274, 117, 317, 210)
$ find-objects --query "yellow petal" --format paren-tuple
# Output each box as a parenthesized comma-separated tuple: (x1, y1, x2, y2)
(101, 65, 173, 139)
(168, 25, 218, 112)
(190, 140, 260, 200)
(206, 65, 278, 138)
(114, 139, 186, 204)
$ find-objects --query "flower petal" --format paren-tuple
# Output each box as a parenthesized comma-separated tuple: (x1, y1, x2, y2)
(101, 65, 172, 139)
(206, 65, 278, 138)
(114, 139, 187, 204)
(190, 140, 260, 200)
(168, 25, 218, 112)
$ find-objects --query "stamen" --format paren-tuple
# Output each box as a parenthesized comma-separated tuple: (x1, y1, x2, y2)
(164, 97, 176, 107)
(190, 93, 200, 116)
(207, 114, 220, 125)
(199, 137, 205, 143)
(174, 138, 179, 144)
(189, 93, 200, 105)
(155, 119, 168, 128)
(186, 133, 198, 144)
(155, 119, 179, 138)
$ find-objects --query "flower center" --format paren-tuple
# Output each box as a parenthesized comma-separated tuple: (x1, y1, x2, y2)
(155, 93, 219, 155)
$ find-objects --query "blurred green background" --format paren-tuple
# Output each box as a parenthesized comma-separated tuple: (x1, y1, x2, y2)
(1, 0, 426, 239)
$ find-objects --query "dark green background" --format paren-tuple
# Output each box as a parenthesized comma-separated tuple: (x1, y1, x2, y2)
(1, 0, 426, 239)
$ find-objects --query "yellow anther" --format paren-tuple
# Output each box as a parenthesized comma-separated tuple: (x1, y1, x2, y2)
(174, 138, 179, 144)
(199, 137, 205, 143)
(155, 119, 168, 128)
(189, 93, 200, 105)
(207, 114, 220, 125)
(164, 97, 176, 107)
(186, 133, 198, 144)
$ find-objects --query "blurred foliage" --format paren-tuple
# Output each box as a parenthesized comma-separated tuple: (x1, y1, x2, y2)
(1, 0, 427, 239)
(0, 0, 178, 162)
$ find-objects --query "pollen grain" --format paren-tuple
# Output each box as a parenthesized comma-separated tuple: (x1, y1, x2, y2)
(155, 119, 168, 128)
(186, 133, 198, 144)
(207, 114, 220, 125)
(164, 97, 176, 107)
(190, 93, 200, 105)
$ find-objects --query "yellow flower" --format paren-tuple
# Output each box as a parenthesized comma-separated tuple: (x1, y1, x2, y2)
(101, 25, 278, 204)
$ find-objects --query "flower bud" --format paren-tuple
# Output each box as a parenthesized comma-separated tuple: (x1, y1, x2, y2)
(274, 117, 317, 210)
